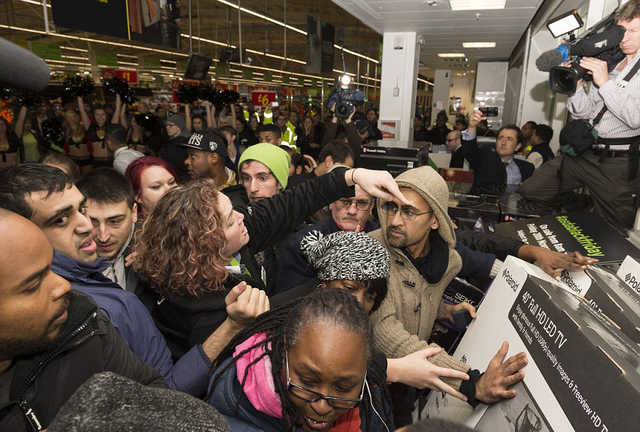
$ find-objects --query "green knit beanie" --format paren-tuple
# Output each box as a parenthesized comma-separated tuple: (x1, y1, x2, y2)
(239, 143, 291, 189)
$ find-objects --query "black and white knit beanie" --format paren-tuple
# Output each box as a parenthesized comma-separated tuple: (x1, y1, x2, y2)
(301, 230, 390, 281)
(48, 372, 232, 432)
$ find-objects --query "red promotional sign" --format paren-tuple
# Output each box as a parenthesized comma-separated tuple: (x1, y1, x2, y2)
(251, 91, 276, 107)
(101, 68, 116, 80)
(215, 83, 238, 91)
(115, 70, 138, 84)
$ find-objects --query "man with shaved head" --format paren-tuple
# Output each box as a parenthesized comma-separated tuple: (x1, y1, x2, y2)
(0, 210, 163, 431)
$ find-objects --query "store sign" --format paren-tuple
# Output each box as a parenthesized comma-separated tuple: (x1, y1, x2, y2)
(101, 68, 117, 80)
(96, 50, 118, 67)
(116, 70, 138, 84)
(31, 42, 61, 60)
(380, 121, 398, 139)
(251, 91, 276, 106)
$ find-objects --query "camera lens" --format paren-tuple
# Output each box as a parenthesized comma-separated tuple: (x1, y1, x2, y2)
(337, 103, 349, 116)
(556, 72, 575, 91)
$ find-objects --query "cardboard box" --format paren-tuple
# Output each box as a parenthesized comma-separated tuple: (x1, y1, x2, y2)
(617, 255, 640, 298)
(559, 266, 640, 344)
(421, 256, 640, 431)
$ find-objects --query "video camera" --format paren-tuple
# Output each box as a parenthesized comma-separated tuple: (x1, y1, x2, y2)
(536, 11, 625, 95)
(327, 27, 366, 119)
(327, 75, 365, 119)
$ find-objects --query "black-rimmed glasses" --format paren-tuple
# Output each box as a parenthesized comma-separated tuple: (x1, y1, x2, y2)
(380, 201, 434, 221)
(285, 352, 366, 409)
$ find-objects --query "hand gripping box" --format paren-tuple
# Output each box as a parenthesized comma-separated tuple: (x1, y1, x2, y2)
(421, 256, 640, 432)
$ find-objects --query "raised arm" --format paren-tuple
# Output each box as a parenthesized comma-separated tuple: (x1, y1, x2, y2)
(112, 94, 122, 125)
(230, 103, 237, 130)
(120, 100, 128, 129)
(14, 105, 28, 137)
(185, 103, 192, 131)
(206, 102, 217, 129)
(78, 96, 92, 130)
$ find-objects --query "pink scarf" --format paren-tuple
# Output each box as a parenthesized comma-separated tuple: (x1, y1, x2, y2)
(234, 332, 283, 418)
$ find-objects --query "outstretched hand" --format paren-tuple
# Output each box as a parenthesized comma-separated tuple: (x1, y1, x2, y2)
(387, 347, 470, 402)
(347, 168, 409, 205)
(475, 341, 527, 404)
(519, 246, 598, 281)
(225, 281, 270, 330)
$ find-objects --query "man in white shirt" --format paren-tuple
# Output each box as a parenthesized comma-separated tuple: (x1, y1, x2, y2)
(521, 2, 640, 231)
(106, 124, 144, 174)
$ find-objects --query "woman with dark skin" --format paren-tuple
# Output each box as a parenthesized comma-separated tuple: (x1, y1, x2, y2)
(207, 288, 394, 432)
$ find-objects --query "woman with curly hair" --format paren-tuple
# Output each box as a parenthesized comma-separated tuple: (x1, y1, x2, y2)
(207, 288, 394, 432)
(133, 166, 407, 361)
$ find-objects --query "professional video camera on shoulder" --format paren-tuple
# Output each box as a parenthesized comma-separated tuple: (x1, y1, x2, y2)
(536, 9, 625, 95)
(327, 74, 365, 119)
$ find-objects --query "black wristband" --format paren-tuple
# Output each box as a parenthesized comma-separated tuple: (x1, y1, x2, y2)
(460, 368, 483, 408)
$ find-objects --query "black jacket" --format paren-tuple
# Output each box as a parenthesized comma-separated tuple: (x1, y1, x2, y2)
(0, 291, 165, 432)
(450, 146, 464, 168)
(461, 137, 534, 188)
(427, 126, 452, 145)
(153, 168, 355, 360)
(528, 141, 555, 163)
(456, 229, 525, 261)
(159, 135, 190, 183)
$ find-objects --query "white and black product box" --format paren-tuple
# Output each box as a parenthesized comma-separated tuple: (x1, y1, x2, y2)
(559, 265, 640, 344)
(421, 256, 640, 431)
(617, 255, 640, 297)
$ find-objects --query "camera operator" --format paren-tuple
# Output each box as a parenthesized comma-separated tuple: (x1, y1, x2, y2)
(319, 105, 362, 166)
(520, 0, 640, 232)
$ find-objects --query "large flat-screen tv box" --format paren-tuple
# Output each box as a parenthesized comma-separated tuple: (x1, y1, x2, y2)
(359, 146, 417, 177)
(420, 256, 640, 431)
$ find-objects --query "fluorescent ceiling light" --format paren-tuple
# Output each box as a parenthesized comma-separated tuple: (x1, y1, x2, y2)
(438, 53, 466, 58)
(449, 0, 506, 11)
(462, 42, 496, 48)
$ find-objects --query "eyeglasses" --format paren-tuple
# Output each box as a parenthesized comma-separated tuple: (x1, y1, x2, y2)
(445, 137, 461, 143)
(285, 352, 366, 409)
(335, 198, 372, 211)
(380, 202, 434, 221)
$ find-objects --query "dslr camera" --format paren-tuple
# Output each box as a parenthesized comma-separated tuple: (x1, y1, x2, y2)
(327, 75, 365, 119)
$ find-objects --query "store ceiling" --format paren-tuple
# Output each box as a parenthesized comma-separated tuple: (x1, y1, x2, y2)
(333, 0, 546, 76)
(1, 0, 546, 87)
(0, 0, 384, 86)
